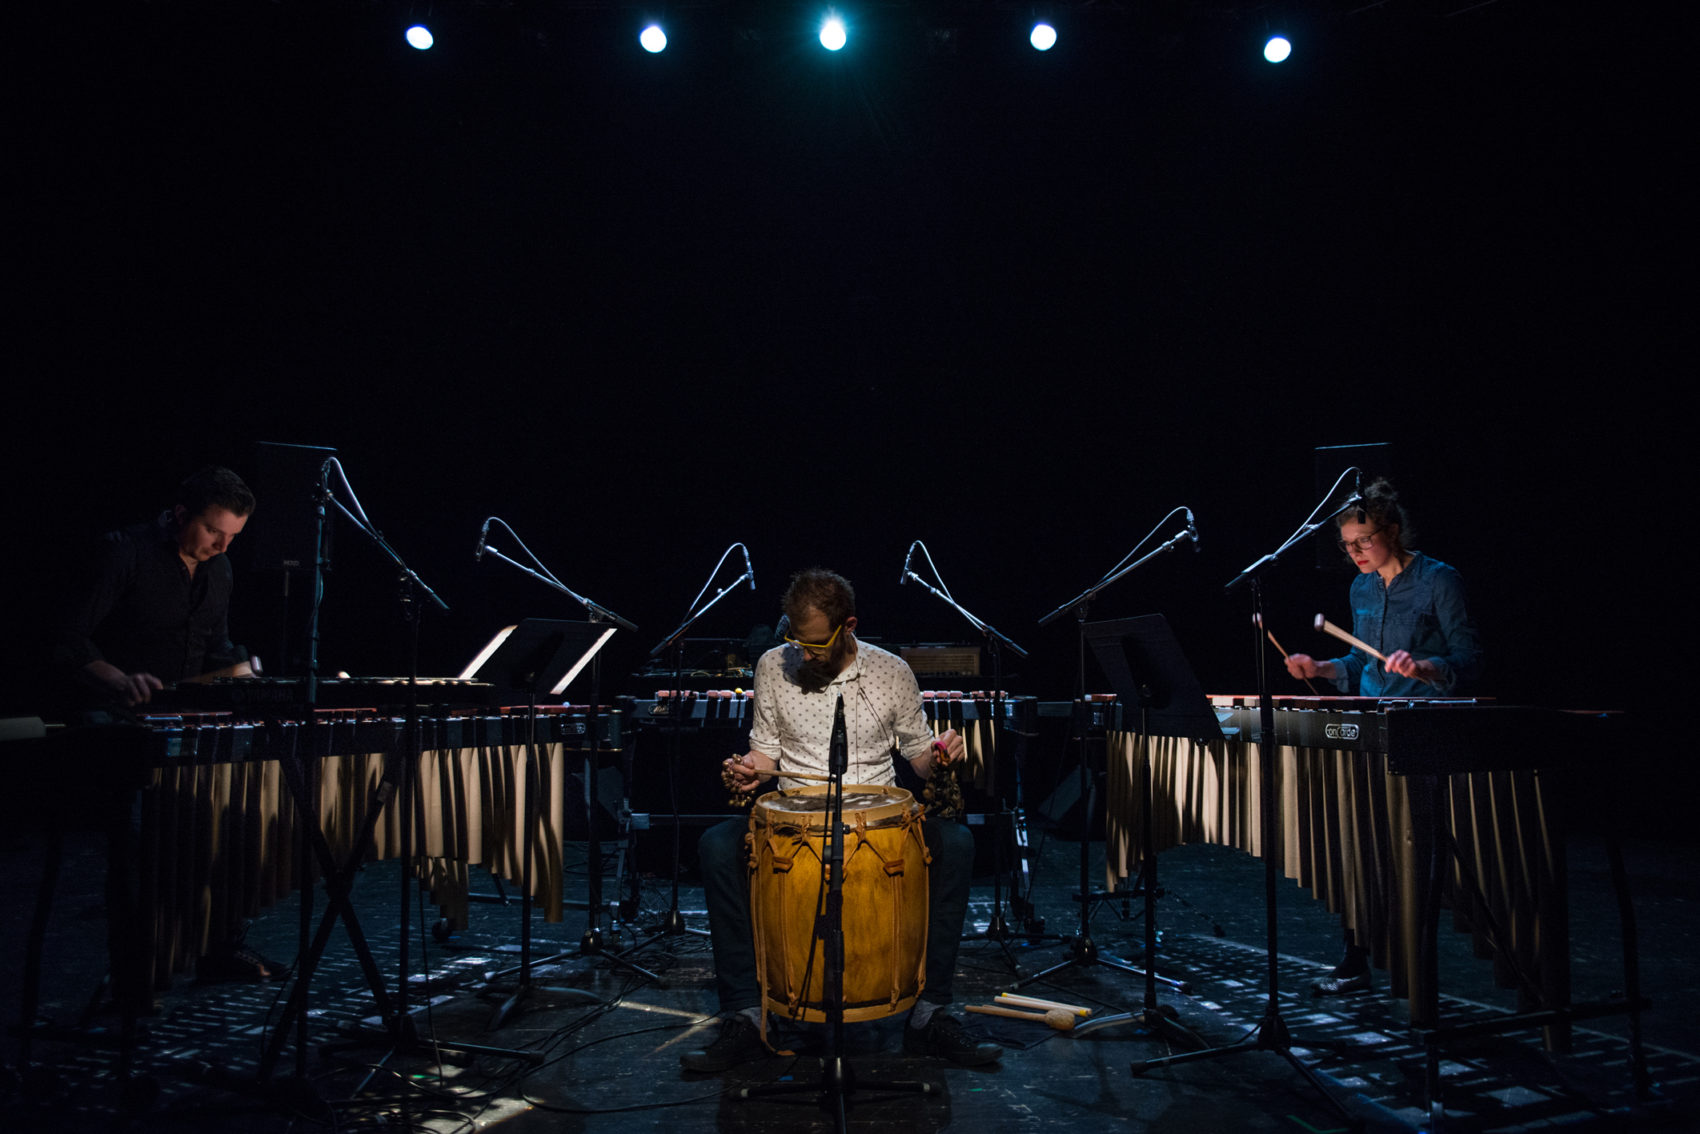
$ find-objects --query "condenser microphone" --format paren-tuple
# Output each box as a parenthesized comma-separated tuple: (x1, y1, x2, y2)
(830, 694, 848, 775)
(899, 540, 919, 584)
(1185, 508, 1200, 552)
(474, 518, 492, 562)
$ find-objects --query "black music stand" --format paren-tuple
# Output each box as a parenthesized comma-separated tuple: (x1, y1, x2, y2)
(463, 619, 622, 1026)
(1067, 615, 1211, 1044)
(1027, 518, 1198, 994)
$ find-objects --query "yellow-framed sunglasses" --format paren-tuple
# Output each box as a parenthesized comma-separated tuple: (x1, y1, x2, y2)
(784, 623, 844, 653)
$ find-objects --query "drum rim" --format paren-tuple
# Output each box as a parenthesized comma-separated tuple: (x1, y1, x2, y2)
(753, 782, 917, 830)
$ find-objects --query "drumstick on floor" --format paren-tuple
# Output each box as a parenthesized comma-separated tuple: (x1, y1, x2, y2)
(1255, 613, 1318, 694)
(996, 993, 1092, 1017)
(966, 1004, 1077, 1032)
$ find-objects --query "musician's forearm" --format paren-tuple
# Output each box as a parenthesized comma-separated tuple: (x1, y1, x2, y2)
(81, 658, 128, 693)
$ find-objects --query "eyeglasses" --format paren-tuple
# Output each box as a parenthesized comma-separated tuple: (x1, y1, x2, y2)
(1335, 528, 1385, 553)
(784, 623, 844, 654)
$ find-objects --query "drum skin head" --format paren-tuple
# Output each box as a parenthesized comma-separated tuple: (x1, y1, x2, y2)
(754, 783, 916, 831)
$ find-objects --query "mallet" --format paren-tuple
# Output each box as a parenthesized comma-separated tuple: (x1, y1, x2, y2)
(966, 1004, 1077, 1032)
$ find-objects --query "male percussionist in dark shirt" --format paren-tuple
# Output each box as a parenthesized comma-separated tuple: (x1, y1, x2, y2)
(56, 465, 257, 707)
(53, 465, 278, 982)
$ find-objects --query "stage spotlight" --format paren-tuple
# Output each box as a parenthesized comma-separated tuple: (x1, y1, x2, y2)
(1030, 23, 1057, 52)
(1264, 35, 1292, 63)
(819, 15, 847, 52)
(405, 24, 434, 51)
(640, 24, 667, 53)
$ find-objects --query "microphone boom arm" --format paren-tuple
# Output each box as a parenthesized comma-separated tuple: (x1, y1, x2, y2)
(900, 567, 1028, 658)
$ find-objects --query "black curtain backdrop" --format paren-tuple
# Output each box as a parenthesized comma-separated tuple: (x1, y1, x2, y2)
(10, 4, 1679, 767)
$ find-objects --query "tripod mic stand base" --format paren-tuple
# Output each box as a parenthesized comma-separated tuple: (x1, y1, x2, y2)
(1131, 1011, 1362, 1130)
(1075, 1005, 1207, 1051)
(737, 1053, 932, 1133)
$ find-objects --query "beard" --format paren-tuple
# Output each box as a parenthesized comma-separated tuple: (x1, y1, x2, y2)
(796, 656, 836, 694)
(796, 637, 850, 694)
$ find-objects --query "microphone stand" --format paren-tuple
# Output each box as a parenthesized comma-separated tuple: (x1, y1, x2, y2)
(1131, 484, 1367, 1128)
(633, 545, 754, 944)
(476, 535, 657, 985)
(737, 696, 929, 1130)
(266, 462, 537, 1083)
(898, 557, 1050, 971)
(1024, 518, 1197, 993)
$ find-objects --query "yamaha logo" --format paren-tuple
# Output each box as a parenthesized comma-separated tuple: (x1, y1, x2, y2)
(1325, 723, 1360, 741)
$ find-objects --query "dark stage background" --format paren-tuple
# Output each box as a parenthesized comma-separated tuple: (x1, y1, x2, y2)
(10, 4, 1678, 785)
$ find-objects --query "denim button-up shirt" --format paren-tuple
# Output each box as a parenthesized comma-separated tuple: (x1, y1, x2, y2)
(1327, 552, 1482, 697)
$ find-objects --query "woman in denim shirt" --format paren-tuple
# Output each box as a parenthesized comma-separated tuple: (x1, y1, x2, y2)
(1280, 478, 1484, 993)
(1284, 479, 1482, 698)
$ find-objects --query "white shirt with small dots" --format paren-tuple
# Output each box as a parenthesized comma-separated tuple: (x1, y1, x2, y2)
(747, 639, 933, 788)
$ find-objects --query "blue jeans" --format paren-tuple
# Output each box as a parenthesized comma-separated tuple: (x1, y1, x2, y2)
(699, 813, 974, 1013)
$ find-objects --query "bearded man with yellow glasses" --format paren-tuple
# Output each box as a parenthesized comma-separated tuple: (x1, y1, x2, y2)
(680, 567, 1001, 1073)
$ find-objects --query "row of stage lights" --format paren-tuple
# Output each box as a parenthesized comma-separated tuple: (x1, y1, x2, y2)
(402, 18, 1294, 63)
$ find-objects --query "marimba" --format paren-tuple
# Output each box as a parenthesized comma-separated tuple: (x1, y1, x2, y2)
(1097, 695, 1612, 1036)
(133, 703, 624, 988)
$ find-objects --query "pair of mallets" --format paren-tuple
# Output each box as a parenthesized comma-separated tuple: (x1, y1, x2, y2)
(965, 993, 1092, 1032)
(1262, 613, 1434, 689)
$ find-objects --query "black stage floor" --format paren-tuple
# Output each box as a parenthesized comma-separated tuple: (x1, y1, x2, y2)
(3, 822, 1695, 1133)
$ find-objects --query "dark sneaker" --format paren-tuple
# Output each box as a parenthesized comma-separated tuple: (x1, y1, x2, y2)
(680, 1015, 767, 1072)
(903, 1012, 1002, 1067)
(196, 940, 286, 984)
(1312, 972, 1371, 997)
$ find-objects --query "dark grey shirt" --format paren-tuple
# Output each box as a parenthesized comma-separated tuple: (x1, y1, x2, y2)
(55, 517, 243, 693)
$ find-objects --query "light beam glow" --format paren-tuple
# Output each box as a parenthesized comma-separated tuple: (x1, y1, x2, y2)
(820, 16, 847, 52)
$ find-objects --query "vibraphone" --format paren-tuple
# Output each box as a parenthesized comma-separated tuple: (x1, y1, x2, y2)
(1097, 695, 1610, 1037)
(135, 702, 623, 988)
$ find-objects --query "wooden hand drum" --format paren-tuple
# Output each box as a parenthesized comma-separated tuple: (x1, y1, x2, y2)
(748, 784, 929, 1023)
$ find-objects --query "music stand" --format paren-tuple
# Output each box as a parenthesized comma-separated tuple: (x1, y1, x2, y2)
(1130, 551, 1363, 1128)
(1028, 517, 1198, 993)
(464, 620, 652, 1022)
(1070, 615, 1212, 1044)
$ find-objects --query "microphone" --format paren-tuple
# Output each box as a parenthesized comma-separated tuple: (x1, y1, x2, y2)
(775, 613, 790, 641)
(1185, 508, 1200, 552)
(899, 540, 918, 585)
(474, 518, 491, 562)
(741, 542, 756, 589)
(830, 693, 848, 776)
